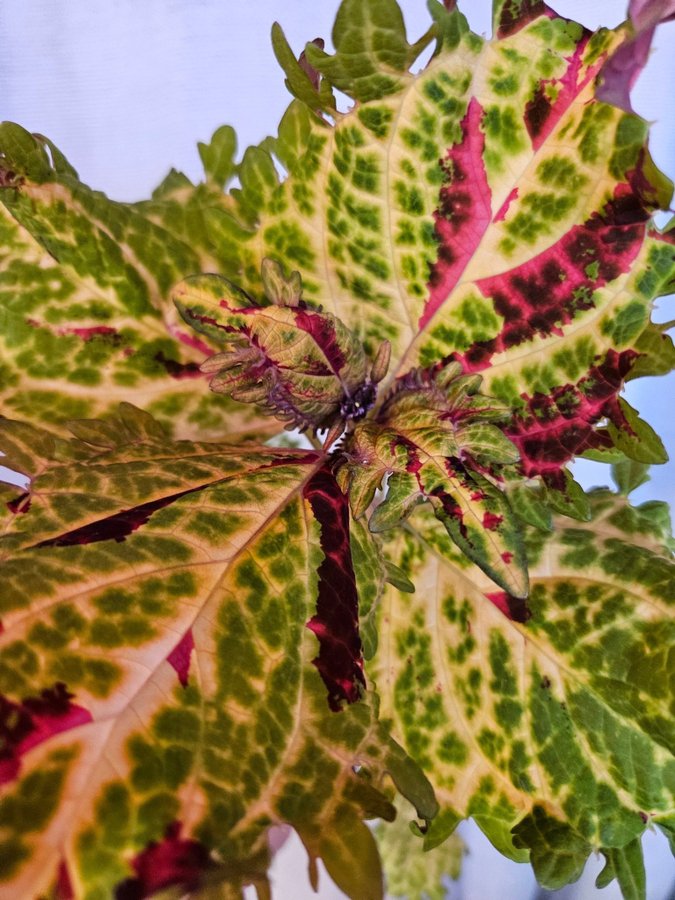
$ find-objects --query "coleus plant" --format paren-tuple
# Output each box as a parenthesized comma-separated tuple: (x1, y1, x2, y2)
(0, 0, 674, 898)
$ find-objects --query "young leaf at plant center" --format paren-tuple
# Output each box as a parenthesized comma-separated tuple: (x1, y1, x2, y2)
(174, 265, 390, 433)
(338, 361, 528, 598)
(0, 408, 436, 899)
(370, 485, 675, 896)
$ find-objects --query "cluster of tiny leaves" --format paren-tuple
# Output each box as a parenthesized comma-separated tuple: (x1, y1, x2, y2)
(0, 1, 674, 899)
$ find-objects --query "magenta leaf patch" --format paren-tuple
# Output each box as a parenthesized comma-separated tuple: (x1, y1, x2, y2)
(303, 466, 365, 711)
(0, 684, 92, 784)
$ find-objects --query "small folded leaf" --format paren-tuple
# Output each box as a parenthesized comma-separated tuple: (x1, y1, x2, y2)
(197, 124, 237, 190)
(271, 23, 334, 112)
(596, 838, 646, 900)
(369, 472, 422, 533)
(383, 560, 415, 594)
(455, 422, 520, 464)
(260, 257, 302, 306)
(629, 321, 675, 379)
(544, 469, 592, 521)
(375, 796, 464, 900)
(507, 482, 553, 532)
(607, 398, 669, 464)
(302, 0, 431, 103)
(611, 459, 651, 495)
(427, 462, 529, 598)
(306, 807, 383, 900)
(427, 0, 470, 53)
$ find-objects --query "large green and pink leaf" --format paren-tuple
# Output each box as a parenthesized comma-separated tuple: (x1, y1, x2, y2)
(371, 482, 674, 896)
(3, 2, 675, 475)
(215, 2, 675, 486)
(0, 406, 435, 899)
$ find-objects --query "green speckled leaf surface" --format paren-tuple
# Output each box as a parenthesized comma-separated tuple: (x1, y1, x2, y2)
(0, 406, 435, 899)
(372, 489, 674, 881)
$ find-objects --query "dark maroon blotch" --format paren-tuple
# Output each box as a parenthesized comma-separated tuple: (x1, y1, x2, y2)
(294, 310, 347, 374)
(167, 630, 194, 688)
(7, 492, 31, 515)
(456, 183, 649, 374)
(505, 349, 638, 477)
(114, 822, 212, 900)
(497, 0, 552, 38)
(35, 485, 209, 548)
(303, 466, 365, 712)
(524, 84, 552, 142)
(61, 325, 119, 342)
(153, 351, 202, 380)
(56, 860, 74, 900)
(420, 97, 492, 330)
(523, 35, 594, 152)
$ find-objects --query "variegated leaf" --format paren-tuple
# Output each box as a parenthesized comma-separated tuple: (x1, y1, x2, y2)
(0, 127, 271, 441)
(3, 2, 674, 477)
(0, 406, 436, 899)
(1, 0, 674, 897)
(371, 485, 674, 894)
(374, 795, 464, 900)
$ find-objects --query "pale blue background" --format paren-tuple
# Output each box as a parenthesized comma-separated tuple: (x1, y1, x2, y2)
(1, 1, 673, 897)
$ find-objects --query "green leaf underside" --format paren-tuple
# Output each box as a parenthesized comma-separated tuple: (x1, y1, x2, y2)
(372, 491, 674, 880)
(0, 0, 673, 897)
(0, 408, 435, 899)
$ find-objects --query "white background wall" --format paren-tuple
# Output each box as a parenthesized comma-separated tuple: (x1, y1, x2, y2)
(1, 1, 673, 897)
